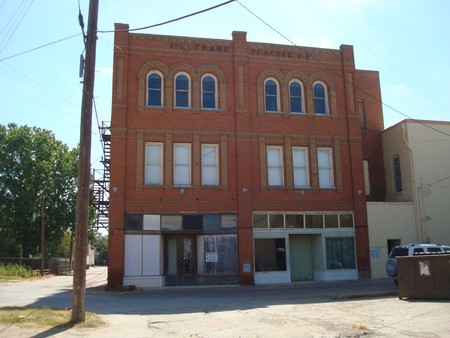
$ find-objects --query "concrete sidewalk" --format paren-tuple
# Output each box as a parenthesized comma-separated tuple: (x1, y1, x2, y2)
(1, 267, 449, 337)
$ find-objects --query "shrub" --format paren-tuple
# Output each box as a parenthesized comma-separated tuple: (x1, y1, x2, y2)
(0, 264, 33, 278)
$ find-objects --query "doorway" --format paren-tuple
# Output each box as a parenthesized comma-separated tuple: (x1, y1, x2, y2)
(164, 235, 197, 285)
(289, 235, 313, 281)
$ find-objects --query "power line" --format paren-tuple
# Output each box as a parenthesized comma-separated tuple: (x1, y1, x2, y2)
(97, 0, 236, 34)
(234, 0, 450, 139)
(0, 33, 81, 62)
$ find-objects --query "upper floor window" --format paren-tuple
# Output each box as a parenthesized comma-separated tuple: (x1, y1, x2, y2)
(317, 147, 334, 188)
(145, 142, 163, 185)
(174, 143, 191, 186)
(392, 154, 402, 193)
(264, 79, 280, 112)
(289, 81, 304, 114)
(267, 146, 284, 186)
(313, 82, 329, 115)
(175, 73, 190, 108)
(201, 75, 217, 110)
(201, 144, 219, 186)
(292, 147, 309, 187)
(147, 72, 163, 107)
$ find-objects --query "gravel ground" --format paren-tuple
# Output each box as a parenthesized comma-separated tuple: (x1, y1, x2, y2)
(1, 266, 449, 337)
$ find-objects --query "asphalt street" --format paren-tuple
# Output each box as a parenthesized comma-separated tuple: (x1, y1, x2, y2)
(1, 266, 449, 337)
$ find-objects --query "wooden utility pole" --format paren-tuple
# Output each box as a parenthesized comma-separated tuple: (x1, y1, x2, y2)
(40, 199, 45, 276)
(71, 0, 99, 323)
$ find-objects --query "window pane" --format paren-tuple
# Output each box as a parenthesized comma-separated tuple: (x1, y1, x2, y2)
(148, 73, 161, 88)
(176, 91, 189, 108)
(255, 238, 286, 272)
(267, 147, 283, 186)
(314, 83, 325, 97)
(290, 98, 302, 113)
(292, 147, 308, 187)
(202, 76, 216, 109)
(202, 93, 216, 109)
(324, 214, 338, 228)
(202, 145, 218, 186)
(393, 155, 402, 192)
(253, 214, 268, 228)
(176, 74, 188, 90)
(314, 83, 327, 115)
(265, 80, 277, 95)
(148, 73, 162, 107)
(265, 80, 278, 112)
(318, 148, 333, 188)
(305, 215, 323, 228)
(339, 214, 354, 228)
(145, 143, 162, 185)
(175, 74, 189, 108)
(148, 89, 162, 106)
(285, 214, 304, 228)
(314, 99, 326, 115)
(202, 76, 215, 91)
(326, 237, 356, 269)
(269, 214, 284, 228)
(174, 144, 190, 186)
(290, 82, 303, 113)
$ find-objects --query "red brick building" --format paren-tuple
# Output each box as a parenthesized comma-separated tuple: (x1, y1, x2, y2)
(108, 23, 385, 288)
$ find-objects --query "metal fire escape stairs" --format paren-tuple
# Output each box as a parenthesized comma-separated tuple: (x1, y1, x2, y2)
(92, 121, 110, 230)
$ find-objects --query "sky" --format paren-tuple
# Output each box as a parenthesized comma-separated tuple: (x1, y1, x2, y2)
(1, 0, 449, 170)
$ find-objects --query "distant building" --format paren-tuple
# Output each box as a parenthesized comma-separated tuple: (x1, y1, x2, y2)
(107, 24, 385, 288)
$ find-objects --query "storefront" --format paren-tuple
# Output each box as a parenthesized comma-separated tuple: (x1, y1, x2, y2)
(253, 212, 358, 284)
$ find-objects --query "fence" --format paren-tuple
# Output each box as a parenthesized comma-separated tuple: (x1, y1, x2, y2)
(0, 257, 73, 275)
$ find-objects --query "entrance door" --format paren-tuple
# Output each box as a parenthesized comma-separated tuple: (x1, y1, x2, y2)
(289, 235, 313, 281)
(165, 235, 197, 285)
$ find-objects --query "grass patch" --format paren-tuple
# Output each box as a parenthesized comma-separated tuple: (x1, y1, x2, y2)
(0, 307, 106, 329)
(0, 264, 33, 281)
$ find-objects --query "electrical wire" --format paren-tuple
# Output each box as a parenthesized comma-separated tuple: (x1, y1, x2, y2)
(97, 0, 236, 34)
(234, 0, 450, 139)
(0, 33, 81, 62)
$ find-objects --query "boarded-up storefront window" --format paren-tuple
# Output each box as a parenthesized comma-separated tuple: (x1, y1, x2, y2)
(198, 235, 238, 274)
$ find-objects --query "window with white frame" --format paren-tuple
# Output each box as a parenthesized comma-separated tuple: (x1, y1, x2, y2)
(173, 143, 191, 186)
(201, 75, 217, 109)
(289, 80, 304, 114)
(292, 146, 309, 187)
(201, 144, 219, 186)
(147, 71, 163, 107)
(264, 78, 280, 112)
(174, 73, 190, 108)
(317, 147, 334, 188)
(267, 146, 284, 186)
(392, 154, 402, 193)
(313, 81, 329, 115)
(145, 142, 163, 185)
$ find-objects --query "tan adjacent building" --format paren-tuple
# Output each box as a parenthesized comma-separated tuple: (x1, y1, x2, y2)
(368, 119, 450, 278)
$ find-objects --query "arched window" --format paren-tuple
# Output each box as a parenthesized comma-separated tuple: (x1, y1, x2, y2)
(264, 79, 279, 112)
(147, 72, 163, 107)
(289, 81, 304, 114)
(201, 75, 217, 109)
(175, 73, 190, 108)
(313, 82, 329, 115)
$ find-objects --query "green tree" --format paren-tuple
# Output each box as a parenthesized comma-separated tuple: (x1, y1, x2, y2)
(0, 123, 85, 257)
